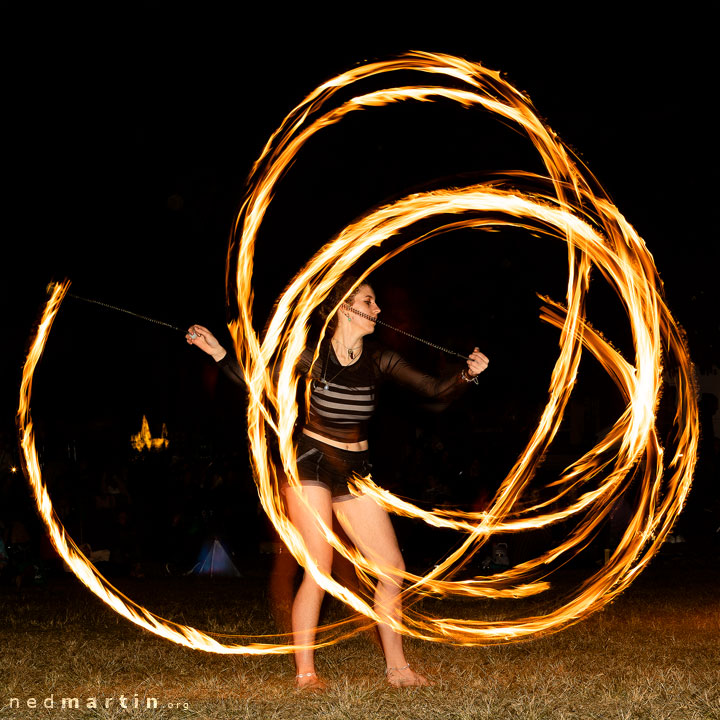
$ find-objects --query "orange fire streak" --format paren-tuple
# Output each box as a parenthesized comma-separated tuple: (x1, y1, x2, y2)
(18, 52, 697, 652)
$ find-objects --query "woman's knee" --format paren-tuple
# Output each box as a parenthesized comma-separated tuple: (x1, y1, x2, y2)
(299, 551, 333, 585)
(298, 571, 325, 594)
(377, 552, 405, 585)
(389, 550, 405, 576)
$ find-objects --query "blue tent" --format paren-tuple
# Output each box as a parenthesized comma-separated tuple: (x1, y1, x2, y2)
(190, 537, 241, 577)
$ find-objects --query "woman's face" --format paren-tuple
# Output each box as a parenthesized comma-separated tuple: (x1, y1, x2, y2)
(346, 284, 381, 334)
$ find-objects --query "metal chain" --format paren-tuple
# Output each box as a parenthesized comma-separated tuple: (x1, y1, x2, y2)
(65, 292, 470, 360)
(346, 306, 469, 360)
(67, 293, 186, 334)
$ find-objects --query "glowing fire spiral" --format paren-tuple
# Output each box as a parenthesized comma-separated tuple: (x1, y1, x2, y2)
(19, 52, 697, 652)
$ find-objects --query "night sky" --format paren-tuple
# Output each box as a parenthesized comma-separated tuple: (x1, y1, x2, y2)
(4, 16, 717, 487)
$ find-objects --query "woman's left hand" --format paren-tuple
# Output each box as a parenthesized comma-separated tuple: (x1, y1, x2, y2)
(466, 347, 489, 377)
(186, 324, 227, 362)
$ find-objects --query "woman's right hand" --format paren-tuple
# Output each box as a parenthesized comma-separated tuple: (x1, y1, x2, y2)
(186, 324, 227, 362)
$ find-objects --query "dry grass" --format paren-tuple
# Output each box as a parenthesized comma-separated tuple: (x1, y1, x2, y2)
(1, 560, 718, 720)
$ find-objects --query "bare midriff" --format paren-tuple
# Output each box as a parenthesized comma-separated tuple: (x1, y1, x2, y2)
(301, 428, 369, 452)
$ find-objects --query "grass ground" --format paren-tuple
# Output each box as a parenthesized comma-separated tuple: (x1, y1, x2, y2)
(1, 555, 718, 720)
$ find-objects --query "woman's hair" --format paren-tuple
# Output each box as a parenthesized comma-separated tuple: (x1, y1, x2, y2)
(318, 275, 367, 333)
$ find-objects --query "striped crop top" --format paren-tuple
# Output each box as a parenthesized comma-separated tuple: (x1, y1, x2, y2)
(217, 340, 468, 443)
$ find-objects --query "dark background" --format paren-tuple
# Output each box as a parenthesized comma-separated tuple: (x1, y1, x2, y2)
(2, 13, 717, 578)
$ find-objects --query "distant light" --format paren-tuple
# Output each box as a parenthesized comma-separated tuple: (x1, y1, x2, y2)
(10, 466, 17, 473)
(131, 415, 169, 451)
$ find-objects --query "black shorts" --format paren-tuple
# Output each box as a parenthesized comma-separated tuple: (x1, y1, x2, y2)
(289, 434, 371, 502)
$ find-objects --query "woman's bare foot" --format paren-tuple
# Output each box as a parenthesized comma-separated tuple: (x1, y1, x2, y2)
(385, 664, 433, 688)
(295, 671, 328, 692)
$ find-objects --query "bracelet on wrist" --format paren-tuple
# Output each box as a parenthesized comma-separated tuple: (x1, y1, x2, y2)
(461, 369, 479, 385)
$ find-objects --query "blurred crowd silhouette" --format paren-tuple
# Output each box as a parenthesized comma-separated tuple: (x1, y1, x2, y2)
(1, 383, 717, 630)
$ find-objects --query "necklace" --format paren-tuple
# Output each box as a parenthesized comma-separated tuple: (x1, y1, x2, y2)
(316, 340, 360, 391)
(332, 338, 362, 361)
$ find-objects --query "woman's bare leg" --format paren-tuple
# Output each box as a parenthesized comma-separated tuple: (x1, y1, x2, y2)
(334, 495, 430, 686)
(285, 485, 333, 688)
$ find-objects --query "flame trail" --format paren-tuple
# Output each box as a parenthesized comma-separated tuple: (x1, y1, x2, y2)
(19, 52, 697, 652)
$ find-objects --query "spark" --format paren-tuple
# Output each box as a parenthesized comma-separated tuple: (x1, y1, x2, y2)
(18, 52, 697, 652)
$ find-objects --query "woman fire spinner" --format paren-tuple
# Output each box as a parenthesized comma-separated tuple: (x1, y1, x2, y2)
(187, 277, 489, 689)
